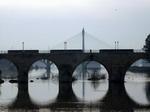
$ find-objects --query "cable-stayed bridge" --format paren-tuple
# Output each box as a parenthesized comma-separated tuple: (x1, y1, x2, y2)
(52, 29, 113, 50)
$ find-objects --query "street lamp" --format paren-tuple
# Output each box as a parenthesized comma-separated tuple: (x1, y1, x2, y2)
(64, 42, 67, 50)
(22, 42, 24, 51)
(117, 41, 119, 49)
(115, 41, 119, 49)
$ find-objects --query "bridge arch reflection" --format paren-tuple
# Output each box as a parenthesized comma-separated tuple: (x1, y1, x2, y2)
(3, 81, 150, 111)
(0, 82, 18, 107)
(29, 80, 59, 106)
(124, 58, 150, 106)
(125, 81, 150, 106)
(72, 80, 108, 102)
(146, 81, 150, 104)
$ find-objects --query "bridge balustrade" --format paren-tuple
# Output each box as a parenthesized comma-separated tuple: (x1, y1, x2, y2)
(8, 50, 39, 54)
(133, 49, 145, 53)
(0, 50, 8, 54)
(84, 50, 99, 53)
(0, 49, 145, 54)
(39, 50, 50, 53)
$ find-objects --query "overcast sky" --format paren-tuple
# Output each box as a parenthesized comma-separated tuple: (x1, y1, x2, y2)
(0, 0, 150, 50)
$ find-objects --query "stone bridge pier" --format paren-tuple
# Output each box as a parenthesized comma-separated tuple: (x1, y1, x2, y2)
(108, 65, 126, 82)
(58, 64, 75, 82)
(17, 63, 30, 83)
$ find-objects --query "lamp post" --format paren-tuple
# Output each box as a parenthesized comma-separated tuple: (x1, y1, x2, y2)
(64, 42, 67, 50)
(117, 41, 119, 49)
(115, 41, 119, 49)
(22, 42, 24, 51)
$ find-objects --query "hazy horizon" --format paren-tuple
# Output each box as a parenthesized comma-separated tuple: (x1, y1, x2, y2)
(0, 0, 150, 50)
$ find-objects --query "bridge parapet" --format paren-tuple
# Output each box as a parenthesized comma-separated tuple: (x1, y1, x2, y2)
(0, 50, 8, 54)
(100, 49, 133, 54)
(133, 49, 145, 53)
(50, 50, 82, 54)
(84, 50, 99, 53)
(8, 50, 39, 54)
(39, 50, 50, 53)
(1, 49, 144, 54)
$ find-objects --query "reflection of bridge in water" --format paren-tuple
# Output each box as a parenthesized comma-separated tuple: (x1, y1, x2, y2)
(7, 82, 150, 111)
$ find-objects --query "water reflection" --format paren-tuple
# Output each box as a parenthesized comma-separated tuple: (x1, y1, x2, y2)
(146, 82, 150, 103)
(9, 83, 37, 109)
(125, 82, 150, 106)
(145, 72, 150, 104)
(0, 82, 18, 107)
(100, 82, 137, 112)
(1, 60, 150, 111)
(125, 70, 150, 106)
(0, 80, 150, 111)
(72, 80, 108, 102)
(29, 80, 58, 106)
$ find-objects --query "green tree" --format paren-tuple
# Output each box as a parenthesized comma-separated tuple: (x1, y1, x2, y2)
(143, 34, 150, 52)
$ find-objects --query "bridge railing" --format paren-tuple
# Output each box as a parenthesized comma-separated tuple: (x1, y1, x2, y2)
(133, 49, 145, 53)
(39, 50, 50, 53)
(0, 50, 8, 54)
(84, 50, 100, 53)
(0, 49, 146, 54)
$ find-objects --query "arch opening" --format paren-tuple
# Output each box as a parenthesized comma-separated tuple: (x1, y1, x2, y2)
(0, 82, 18, 107)
(28, 59, 59, 81)
(125, 59, 150, 82)
(0, 59, 18, 107)
(125, 58, 150, 106)
(72, 61, 108, 81)
(0, 59, 18, 81)
(72, 61, 109, 102)
(28, 59, 59, 105)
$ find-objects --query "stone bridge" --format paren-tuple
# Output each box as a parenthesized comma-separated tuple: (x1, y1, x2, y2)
(0, 49, 149, 83)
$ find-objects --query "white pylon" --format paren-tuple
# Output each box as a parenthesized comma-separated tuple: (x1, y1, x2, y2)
(82, 28, 85, 52)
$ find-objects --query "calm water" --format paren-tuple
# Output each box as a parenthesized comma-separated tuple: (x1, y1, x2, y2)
(0, 73, 150, 111)
(0, 60, 150, 112)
